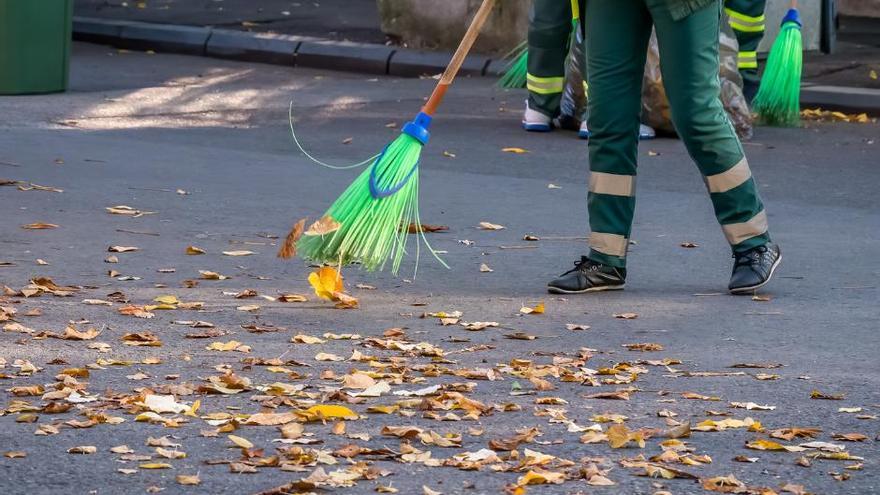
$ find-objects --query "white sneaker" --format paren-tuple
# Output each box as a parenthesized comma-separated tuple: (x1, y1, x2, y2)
(522, 101, 552, 132)
(639, 123, 656, 140)
(578, 120, 591, 139)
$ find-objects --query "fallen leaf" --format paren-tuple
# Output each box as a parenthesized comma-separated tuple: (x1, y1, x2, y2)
(501, 147, 529, 154)
(277, 218, 306, 259)
(176, 474, 200, 485)
(108, 246, 139, 253)
(21, 222, 58, 230)
(222, 250, 255, 257)
(186, 246, 205, 255)
(304, 216, 341, 236)
(68, 446, 97, 454)
(613, 313, 638, 319)
(478, 221, 505, 230)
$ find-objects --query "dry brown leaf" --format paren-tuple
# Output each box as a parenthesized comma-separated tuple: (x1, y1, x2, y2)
(186, 246, 206, 255)
(21, 222, 58, 230)
(304, 216, 341, 236)
(278, 218, 306, 259)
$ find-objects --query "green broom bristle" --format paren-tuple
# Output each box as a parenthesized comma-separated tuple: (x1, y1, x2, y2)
(498, 42, 527, 89)
(296, 133, 444, 275)
(753, 20, 803, 126)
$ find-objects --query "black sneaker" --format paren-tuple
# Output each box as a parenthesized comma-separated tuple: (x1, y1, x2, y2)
(728, 242, 781, 294)
(547, 256, 626, 294)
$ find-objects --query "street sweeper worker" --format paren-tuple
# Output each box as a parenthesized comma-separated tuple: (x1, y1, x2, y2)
(547, 0, 782, 295)
(522, 0, 656, 140)
(724, 0, 768, 101)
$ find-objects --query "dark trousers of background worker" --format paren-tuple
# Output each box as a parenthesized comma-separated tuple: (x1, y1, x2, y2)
(583, 0, 771, 268)
(526, 0, 583, 118)
(724, 0, 767, 99)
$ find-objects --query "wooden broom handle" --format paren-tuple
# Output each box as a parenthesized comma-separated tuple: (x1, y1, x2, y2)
(422, 0, 497, 116)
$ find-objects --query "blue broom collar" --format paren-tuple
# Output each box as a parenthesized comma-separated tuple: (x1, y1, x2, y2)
(781, 8, 802, 27)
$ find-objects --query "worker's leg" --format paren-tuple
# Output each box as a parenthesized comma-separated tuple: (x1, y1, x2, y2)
(526, 0, 572, 120)
(724, 0, 767, 100)
(650, 0, 771, 253)
(582, 0, 653, 268)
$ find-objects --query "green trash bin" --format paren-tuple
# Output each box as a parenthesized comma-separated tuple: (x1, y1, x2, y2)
(0, 0, 73, 95)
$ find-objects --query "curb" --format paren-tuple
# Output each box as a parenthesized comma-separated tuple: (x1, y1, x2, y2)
(72, 16, 491, 78)
(801, 84, 880, 115)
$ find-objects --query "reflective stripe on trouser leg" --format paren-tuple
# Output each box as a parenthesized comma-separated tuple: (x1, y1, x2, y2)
(737, 50, 757, 69)
(649, 1, 770, 253)
(724, 7, 765, 32)
(588, 172, 636, 263)
(583, 0, 650, 268)
(527, 0, 573, 117)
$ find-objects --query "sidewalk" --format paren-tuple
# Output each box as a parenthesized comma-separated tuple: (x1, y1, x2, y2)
(72, 0, 880, 112)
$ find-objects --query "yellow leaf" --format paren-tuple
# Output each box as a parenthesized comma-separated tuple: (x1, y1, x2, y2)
(308, 266, 344, 300)
(186, 246, 205, 255)
(502, 147, 529, 154)
(176, 474, 201, 485)
(139, 463, 172, 469)
(228, 435, 253, 449)
(153, 295, 179, 305)
(299, 404, 358, 421)
(746, 438, 786, 451)
(517, 469, 565, 485)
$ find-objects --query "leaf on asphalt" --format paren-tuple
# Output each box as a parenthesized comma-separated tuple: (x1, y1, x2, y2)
(106, 205, 154, 217)
(108, 245, 139, 253)
(222, 250, 255, 257)
(206, 341, 250, 353)
(308, 267, 357, 308)
(199, 270, 230, 280)
(566, 324, 590, 331)
(479, 263, 493, 273)
(606, 424, 645, 448)
(21, 222, 58, 230)
(730, 402, 776, 411)
(186, 246, 206, 255)
(517, 469, 565, 486)
(244, 412, 300, 426)
(298, 405, 358, 422)
(118, 305, 155, 318)
(613, 312, 638, 319)
(142, 394, 190, 414)
(478, 221, 505, 230)
(623, 342, 663, 351)
(122, 332, 162, 347)
(278, 218, 306, 259)
(277, 293, 308, 302)
(501, 147, 529, 154)
(520, 302, 545, 315)
(68, 446, 97, 454)
(304, 216, 341, 236)
(176, 474, 201, 485)
(408, 223, 449, 233)
(769, 427, 822, 441)
(228, 435, 254, 449)
(811, 390, 844, 400)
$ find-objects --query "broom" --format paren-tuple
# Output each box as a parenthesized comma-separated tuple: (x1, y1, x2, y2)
(752, 1, 803, 126)
(497, 0, 581, 89)
(296, 0, 497, 274)
(497, 41, 528, 89)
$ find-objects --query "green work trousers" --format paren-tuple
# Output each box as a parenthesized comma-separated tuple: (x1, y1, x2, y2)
(527, 0, 580, 118)
(584, 0, 771, 268)
(724, 0, 767, 87)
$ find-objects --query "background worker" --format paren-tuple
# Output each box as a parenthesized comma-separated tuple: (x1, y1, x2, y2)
(724, 0, 767, 101)
(547, 0, 781, 295)
(522, 0, 655, 139)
